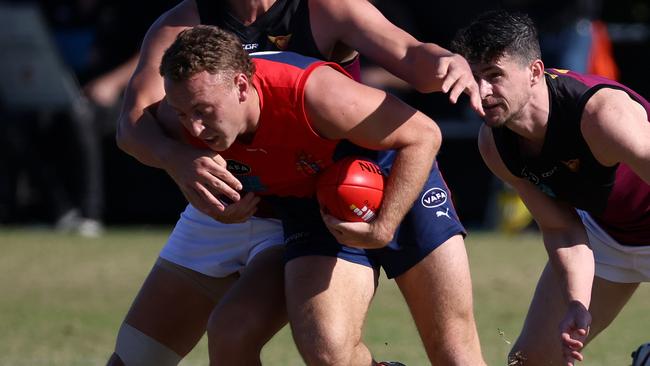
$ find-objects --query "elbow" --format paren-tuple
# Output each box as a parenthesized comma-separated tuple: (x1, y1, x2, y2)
(425, 119, 443, 157)
(115, 116, 135, 155)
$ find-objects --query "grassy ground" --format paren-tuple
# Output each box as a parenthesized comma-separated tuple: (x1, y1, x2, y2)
(0, 228, 648, 365)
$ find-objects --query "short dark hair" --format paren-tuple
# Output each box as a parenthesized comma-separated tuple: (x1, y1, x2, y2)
(451, 10, 541, 65)
(160, 25, 255, 81)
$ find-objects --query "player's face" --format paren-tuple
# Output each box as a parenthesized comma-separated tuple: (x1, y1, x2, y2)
(470, 54, 534, 128)
(165, 71, 247, 151)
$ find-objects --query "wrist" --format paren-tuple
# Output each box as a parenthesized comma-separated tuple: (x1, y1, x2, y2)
(371, 217, 396, 245)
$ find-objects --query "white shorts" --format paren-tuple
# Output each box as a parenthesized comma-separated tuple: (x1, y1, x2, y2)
(159, 204, 284, 278)
(578, 210, 650, 283)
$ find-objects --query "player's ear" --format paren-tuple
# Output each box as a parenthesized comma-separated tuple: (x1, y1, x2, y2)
(530, 59, 544, 85)
(234, 73, 249, 103)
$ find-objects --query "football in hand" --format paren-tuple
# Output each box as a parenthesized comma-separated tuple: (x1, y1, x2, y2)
(316, 156, 385, 222)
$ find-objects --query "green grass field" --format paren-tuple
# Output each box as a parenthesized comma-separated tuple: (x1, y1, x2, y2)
(0, 228, 648, 365)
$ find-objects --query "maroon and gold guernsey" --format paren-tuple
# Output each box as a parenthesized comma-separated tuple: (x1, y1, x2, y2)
(493, 68, 650, 245)
(187, 53, 350, 198)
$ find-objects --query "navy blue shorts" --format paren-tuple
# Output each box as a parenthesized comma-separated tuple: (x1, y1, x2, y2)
(274, 158, 465, 279)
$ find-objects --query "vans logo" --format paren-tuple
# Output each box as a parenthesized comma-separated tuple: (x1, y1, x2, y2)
(421, 187, 447, 208)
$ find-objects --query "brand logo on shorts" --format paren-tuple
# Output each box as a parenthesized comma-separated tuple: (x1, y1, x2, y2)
(421, 187, 447, 208)
(436, 207, 451, 219)
(227, 160, 251, 175)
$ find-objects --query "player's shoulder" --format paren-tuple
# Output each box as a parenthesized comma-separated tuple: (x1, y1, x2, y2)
(477, 124, 496, 156)
(584, 87, 636, 115)
(251, 51, 322, 70)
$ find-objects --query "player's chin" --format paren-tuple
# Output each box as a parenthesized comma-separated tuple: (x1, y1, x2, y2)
(482, 114, 506, 128)
(208, 141, 228, 151)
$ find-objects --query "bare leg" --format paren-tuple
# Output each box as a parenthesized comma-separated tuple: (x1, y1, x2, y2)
(107, 259, 237, 365)
(208, 246, 288, 365)
(395, 235, 486, 365)
(509, 262, 639, 365)
(285, 256, 378, 366)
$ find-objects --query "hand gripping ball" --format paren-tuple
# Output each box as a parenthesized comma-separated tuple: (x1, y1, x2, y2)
(316, 156, 385, 222)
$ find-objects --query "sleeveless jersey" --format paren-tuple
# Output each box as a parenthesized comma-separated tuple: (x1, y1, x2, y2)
(194, 0, 361, 80)
(493, 68, 650, 245)
(188, 53, 350, 198)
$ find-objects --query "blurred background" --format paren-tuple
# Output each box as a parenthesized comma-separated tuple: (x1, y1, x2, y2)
(0, 1, 649, 365)
(0, 0, 648, 235)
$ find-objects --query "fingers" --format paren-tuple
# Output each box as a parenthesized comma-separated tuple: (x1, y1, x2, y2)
(561, 332, 584, 350)
(436, 55, 485, 117)
(225, 192, 260, 220)
(190, 183, 227, 217)
(321, 213, 382, 248)
(464, 80, 485, 116)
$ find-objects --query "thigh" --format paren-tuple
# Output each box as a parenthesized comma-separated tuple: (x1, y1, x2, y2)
(209, 245, 287, 344)
(372, 162, 466, 279)
(123, 259, 238, 356)
(511, 263, 639, 365)
(285, 256, 377, 353)
(395, 235, 483, 364)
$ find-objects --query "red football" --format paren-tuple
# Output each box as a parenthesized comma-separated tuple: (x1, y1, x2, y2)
(316, 156, 385, 222)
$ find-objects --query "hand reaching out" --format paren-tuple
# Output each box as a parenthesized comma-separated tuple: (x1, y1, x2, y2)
(559, 300, 592, 366)
(435, 53, 485, 117)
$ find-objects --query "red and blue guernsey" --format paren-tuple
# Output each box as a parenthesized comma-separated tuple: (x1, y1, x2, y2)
(493, 69, 650, 245)
(212, 52, 347, 198)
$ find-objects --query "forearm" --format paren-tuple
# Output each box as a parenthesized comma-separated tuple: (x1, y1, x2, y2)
(116, 108, 186, 169)
(543, 230, 595, 308)
(403, 43, 455, 93)
(374, 135, 439, 238)
(104, 54, 140, 92)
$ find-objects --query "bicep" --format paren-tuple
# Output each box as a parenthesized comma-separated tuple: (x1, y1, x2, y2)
(305, 66, 436, 150)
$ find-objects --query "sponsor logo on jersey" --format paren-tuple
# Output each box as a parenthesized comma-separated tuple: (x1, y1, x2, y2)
(560, 158, 581, 173)
(267, 34, 292, 50)
(421, 187, 447, 208)
(520, 167, 540, 185)
(295, 152, 323, 176)
(227, 160, 251, 175)
(243, 43, 259, 51)
(542, 166, 558, 178)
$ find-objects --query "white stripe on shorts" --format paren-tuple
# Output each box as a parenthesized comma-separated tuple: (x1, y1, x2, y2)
(578, 210, 650, 283)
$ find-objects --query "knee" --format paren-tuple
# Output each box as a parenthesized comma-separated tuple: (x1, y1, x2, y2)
(292, 328, 356, 366)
